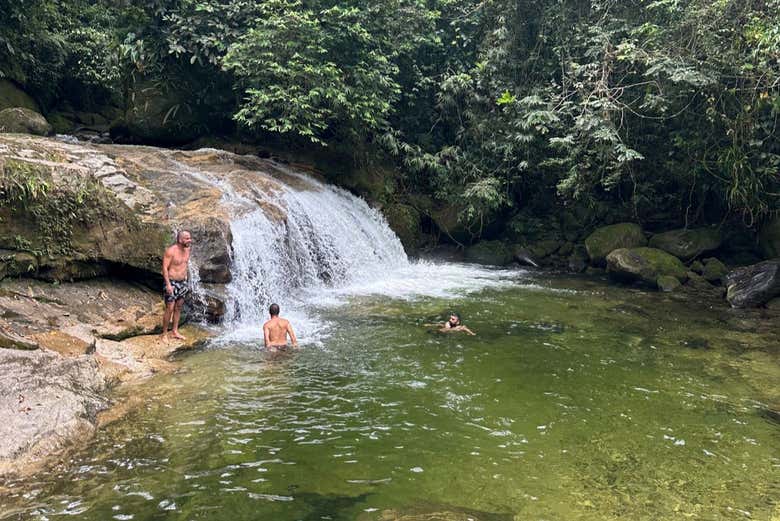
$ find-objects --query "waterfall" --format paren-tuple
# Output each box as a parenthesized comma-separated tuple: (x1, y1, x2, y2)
(222, 167, 408, 341)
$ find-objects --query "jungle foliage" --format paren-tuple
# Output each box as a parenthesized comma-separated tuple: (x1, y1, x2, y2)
(1, 0, 779, 236)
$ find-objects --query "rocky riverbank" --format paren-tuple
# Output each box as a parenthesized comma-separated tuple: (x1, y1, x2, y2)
(0, 277, 211, 479)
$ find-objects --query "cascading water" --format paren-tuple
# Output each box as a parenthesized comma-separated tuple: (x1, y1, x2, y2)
(222, 168, 409, 342)
(121, 147, 521, 344)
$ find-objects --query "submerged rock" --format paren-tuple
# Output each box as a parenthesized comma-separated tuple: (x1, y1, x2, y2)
(725, 260, 780, 308)
(584, 223, 646, 265)
(648, 227, 722, 260)
(0, 107, 52, 136)
(606, 247, 688, 286)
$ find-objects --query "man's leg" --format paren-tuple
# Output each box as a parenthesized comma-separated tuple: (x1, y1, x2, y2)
(161, 300, 175, 341)
(171, 298, 186, 340)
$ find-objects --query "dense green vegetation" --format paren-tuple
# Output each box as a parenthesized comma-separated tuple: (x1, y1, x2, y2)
(1, 0, 778, 240)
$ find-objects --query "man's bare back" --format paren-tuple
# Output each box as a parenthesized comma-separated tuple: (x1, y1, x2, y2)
(263, 304, 298, 349)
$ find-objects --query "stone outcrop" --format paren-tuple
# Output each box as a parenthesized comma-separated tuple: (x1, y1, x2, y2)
(0, 349, 107, 477)
(0, 277, 212, 478)
(0, 107, 52, 136)
(584, 223, 646, 265)
(0, 135, 304, 288)
(648, 227, 722, 260)
(606, 247, 688, 287)
(725, 260, 780, 308)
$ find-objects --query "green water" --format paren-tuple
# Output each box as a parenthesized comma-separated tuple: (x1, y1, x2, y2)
(2, 274, 779, 520)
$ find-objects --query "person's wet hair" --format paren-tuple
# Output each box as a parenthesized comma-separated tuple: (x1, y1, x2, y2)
(269, 303, 280, 316)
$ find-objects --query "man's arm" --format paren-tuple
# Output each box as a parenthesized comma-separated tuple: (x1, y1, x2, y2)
(263, 323, 270, 348)
(287, 322, 298, 347)
(458, 325, 477, 336)
(162, 248, 173, 294)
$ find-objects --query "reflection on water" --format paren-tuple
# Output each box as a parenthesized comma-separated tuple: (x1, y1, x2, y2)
(1, 274, 778, 521)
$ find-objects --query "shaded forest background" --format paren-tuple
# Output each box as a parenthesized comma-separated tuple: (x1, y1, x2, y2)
(1, 0, 778, 246)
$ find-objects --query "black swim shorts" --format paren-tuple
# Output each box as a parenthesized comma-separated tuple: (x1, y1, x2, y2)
(164, 279, 190, 303)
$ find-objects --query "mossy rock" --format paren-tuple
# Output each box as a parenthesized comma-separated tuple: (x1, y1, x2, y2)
(464, 240, 512, 266)
(702, 257, 727, 283)
(0, 108, 52, 136)
(758, 215, 780, 259)
(689, 260, 704, 274)
(0, 79, 40, 112)
(606, 247, 688, 285)
(648, 227, 722, 260)
(584, 223, 646, 265)
(383, 203, 422, 250)
(657, 275, 682, 292)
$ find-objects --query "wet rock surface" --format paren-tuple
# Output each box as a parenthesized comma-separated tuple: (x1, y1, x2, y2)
(726, 259, 780, 308)
(0, 349, 107, 477)
(0, 277, 212, 478)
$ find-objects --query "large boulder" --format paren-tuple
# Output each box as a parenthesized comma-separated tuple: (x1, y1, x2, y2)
(189, 217, 233, 283)
(464, 240, 512, 265)
(606, 247, 688, 286)
(0, 349, 108, 477)
(758, 215, 780, 259)
(0, 107, 52, 136)
(725, 260, 780, 308)
(0, 79, 40, 112)
(584, 223, 646, 265)
(648, 227, 722, 260)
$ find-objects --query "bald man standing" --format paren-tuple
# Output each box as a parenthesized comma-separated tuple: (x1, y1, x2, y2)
(161, 230, 192, 341)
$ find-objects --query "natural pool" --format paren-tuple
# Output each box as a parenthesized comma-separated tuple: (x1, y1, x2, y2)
(2, 268, 778, 520)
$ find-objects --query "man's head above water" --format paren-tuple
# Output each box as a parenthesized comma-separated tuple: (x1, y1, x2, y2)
(269, 303, 280, 317)
(176, 230, 192, 248)
(448, 313, 461, 327)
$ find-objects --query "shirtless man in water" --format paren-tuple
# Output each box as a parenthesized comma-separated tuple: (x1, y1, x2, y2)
(263, 303, 298, 350)
(440, 313, 476, 336)
(161, 230, 192, 341)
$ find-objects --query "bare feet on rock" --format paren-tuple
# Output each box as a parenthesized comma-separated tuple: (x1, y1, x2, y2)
(170, 331, 186, 341)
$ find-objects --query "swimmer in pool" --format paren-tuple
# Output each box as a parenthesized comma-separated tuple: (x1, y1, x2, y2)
(263, 303, 298, 350)
(427, 312, 476, 335)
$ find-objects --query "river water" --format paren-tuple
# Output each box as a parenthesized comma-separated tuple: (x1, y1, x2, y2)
(2, 265, 778, 520)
